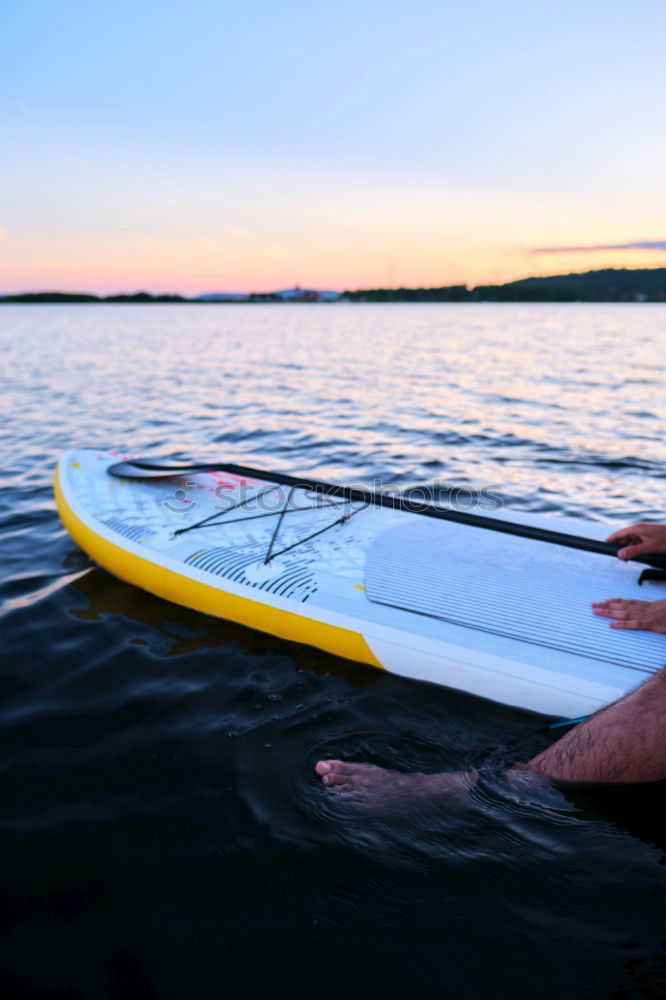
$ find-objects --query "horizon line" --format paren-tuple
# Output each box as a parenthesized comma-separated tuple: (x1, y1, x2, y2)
(3, 263, 666, 299)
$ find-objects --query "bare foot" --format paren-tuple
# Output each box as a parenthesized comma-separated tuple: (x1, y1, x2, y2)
(592, 597, 666, 633)
(315, 759, 477, 812)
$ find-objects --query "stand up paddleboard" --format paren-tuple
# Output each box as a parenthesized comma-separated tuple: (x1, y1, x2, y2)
(55, 450, 666, 717)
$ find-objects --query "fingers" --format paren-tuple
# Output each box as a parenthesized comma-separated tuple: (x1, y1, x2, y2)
(593, 598, 648, 609)
(606, 525, 642, 545)
(610, 617, 655, 630)
(610, 615, 666, 634)
(615, 541, 653, 561)
(605, 522, 666, 560)
(592, 599, 648, 618)
(605, 523, 648, 560)
(591, 598, 666, 633)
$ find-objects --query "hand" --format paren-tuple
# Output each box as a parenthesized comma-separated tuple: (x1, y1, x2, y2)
(606, 522, 666, 561)
(592, 597, 666, 633)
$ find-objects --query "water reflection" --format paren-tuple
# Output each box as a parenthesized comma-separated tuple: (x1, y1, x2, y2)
(1, 303, 665, 517)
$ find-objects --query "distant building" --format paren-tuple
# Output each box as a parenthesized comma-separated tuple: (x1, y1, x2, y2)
(195, 287, 341, 303)
(274, 287, 341, 302)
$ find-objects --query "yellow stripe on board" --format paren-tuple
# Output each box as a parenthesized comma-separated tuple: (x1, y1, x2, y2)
(54, 464, 382, 669)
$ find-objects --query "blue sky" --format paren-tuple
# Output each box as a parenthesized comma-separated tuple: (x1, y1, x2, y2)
(3, 0, 666, 292)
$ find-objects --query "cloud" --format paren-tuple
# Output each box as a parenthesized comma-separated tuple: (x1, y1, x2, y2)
(531, 241, 666, 254)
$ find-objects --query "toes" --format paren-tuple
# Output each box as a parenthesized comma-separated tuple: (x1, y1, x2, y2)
(325, 770, 355, 787)
(314, 759, 388, 790)
(315, 759, 354, 777)
(315, 759, 358, 787)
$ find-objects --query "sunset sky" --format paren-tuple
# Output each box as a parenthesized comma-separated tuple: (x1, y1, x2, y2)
(3, 0, 666, 294)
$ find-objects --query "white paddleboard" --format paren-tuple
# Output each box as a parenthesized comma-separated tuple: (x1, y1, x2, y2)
(55, 450, 666, 717)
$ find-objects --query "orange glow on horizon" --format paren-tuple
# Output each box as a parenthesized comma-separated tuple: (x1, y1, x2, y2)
(4, 245, 666, 296)
(3, 178, 666, 295)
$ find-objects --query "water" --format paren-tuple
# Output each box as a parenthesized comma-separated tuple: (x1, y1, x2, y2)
(1, 303, 665, 997)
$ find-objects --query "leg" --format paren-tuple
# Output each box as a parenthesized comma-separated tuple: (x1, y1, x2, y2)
(522, 666, 666, 784)
(315, 667, 666, 810)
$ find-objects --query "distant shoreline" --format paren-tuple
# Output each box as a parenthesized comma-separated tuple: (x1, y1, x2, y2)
(2, 267, 666, 304)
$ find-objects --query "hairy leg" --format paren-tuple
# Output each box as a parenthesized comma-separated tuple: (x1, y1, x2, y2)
(523, 666, 666, 784)
(315, 668, 666, 809)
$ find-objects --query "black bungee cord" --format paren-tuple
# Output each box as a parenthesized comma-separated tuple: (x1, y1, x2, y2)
(173, 481, 369, 565)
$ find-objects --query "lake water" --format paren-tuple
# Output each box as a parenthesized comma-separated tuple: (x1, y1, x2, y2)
(1, 303, 665, 997)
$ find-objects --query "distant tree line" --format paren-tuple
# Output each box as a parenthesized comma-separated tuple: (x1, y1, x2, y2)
(342, 269, 666, 302)
(0, 291, 188, 303)
(342, 285, 470, 302)
(3, 269, 666, 304)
